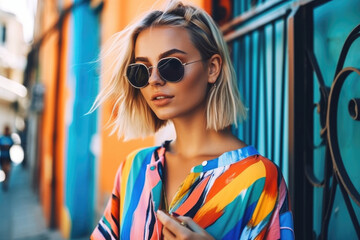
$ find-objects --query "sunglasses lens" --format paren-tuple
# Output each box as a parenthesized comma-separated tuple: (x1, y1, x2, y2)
(126, 64, 149, 88)
(158, 58, 184, 82)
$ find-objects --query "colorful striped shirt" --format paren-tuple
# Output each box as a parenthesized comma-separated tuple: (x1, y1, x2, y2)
(91, 142, 294, 239)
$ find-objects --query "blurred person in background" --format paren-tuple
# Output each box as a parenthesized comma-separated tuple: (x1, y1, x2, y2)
(90, 0, 294, 239)
(0, 124, 14, 191)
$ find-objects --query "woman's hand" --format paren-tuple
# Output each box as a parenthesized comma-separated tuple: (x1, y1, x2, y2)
(157, 210, 215, 240)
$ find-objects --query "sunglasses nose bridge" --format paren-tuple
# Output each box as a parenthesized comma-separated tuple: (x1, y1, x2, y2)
(147, 65, 165, 86)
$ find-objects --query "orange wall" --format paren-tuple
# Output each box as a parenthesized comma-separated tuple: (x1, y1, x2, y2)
(97, 0, 211, 208)
(56, 0, 72, 233)
(39, 0, 59, 224)
(38, 0, 71, 230)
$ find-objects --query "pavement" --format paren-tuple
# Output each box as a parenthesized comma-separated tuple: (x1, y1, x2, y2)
(0, 163, 64, 240)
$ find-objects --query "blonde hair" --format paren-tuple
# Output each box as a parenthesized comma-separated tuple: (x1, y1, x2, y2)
(90, 0, 246, 140)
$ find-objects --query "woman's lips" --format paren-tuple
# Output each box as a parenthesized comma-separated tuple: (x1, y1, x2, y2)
(151, 94, 174, 106)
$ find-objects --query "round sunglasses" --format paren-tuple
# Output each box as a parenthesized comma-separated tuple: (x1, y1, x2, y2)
(126, 57, 203, 88)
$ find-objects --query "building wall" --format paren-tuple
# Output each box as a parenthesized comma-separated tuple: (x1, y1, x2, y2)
(0, 10, 27, 133)
(56, 0, 72, 237)
(37, 0, 62, 227)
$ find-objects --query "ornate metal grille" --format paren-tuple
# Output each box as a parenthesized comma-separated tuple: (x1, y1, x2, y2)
(306, 24, 360, 239)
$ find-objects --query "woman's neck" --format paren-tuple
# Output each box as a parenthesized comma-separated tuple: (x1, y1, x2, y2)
(170, 116, 244, 160)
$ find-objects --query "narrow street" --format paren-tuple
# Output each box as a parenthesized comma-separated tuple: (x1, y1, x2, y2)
(0, 164, 64, 240)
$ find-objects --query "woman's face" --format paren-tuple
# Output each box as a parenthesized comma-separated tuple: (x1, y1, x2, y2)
(135, 26, 211, 121)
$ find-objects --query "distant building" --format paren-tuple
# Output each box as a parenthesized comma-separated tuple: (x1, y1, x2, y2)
(0, 9, 28, 132)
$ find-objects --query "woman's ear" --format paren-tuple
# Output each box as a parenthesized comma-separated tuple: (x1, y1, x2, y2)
(207, 54, 222, 84)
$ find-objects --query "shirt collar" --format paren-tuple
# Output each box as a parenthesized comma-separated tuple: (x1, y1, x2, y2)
(155, 142, 259, 173)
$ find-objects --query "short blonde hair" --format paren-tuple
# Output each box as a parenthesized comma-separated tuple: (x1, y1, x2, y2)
(90, 0, 246, 140)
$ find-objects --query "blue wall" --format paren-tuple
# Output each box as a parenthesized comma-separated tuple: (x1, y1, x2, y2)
(65, 1, 100, 237)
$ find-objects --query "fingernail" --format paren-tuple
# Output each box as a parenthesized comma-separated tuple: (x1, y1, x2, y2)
(171, 212, 179, 217)
(157, 210, 164, 216)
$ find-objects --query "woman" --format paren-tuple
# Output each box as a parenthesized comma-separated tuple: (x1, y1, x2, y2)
(90, 1, 294, 239)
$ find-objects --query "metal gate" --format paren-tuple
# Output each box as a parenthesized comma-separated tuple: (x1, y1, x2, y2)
(216, 0, 360, 238)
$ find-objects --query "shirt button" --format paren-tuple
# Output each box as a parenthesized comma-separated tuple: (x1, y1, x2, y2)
(202, 161, 207, 166)
(150, 166, 156, 171)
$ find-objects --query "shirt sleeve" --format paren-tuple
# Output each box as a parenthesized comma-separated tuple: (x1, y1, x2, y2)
(265, 173, 294, 240)
(241, 158, 294, 240)
(90, 164, 123, 240)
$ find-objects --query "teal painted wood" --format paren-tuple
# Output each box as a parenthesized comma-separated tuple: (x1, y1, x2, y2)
(65, 1, 100, 237)
(313, 0, 360, 238)
(231, 13, 289, 182)
(229, 0, 359, 238)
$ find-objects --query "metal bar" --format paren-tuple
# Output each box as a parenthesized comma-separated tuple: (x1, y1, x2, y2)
(224, 8, 290, 43)
(221, 0, 285, 34)
(222, 0, 329, 36)
(306, 50, 326, 88)
(334, 26, 360, 78)
(319, 145, 332, 238)
(337, 174, 360, 238)
(287, 6, 314, 239)
(320, 173, 337, 240)
(327, 67, 360, 206)
(271, 21, 276, 162)
(248, 34, 253, 145)
(262, 28, 269, 157)
(279, 16, 287, 172)
(287, 8, 296, 215)
(255, 31, 262, 149)
(304, 50, 329, 188)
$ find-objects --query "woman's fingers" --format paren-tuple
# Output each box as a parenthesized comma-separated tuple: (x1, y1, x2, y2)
(156, 210, 215, 240)
(176, 216, 214, 239)
(162, 226, 177, 240)
(157, 210, 192, 234)
(175, 216, 205, 234)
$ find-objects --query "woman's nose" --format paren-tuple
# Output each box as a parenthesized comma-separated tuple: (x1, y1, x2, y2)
(148, 68, 165, 86)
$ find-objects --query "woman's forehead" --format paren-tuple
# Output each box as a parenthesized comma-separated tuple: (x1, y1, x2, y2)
(134, 26, 199, 60)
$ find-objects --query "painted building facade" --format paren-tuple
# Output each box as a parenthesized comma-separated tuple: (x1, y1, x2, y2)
(0, 9, 28, 136)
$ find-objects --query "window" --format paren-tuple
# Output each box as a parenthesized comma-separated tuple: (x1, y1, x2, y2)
(0, 23, 6, 44)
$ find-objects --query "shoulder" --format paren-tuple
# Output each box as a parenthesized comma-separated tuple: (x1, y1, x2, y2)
(111, 145, 160, 190)
(126, 146, 158, 161)
(116, 145, 160, 175)
(126, 145, 160, 164)
(253, 155, 282, 183)
(231, 152, 282, 187)
(225, 146, 280, 175)
(255, 155, 280, 172)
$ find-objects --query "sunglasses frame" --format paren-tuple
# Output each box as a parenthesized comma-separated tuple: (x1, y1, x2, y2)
(126, 57, 203, 89)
